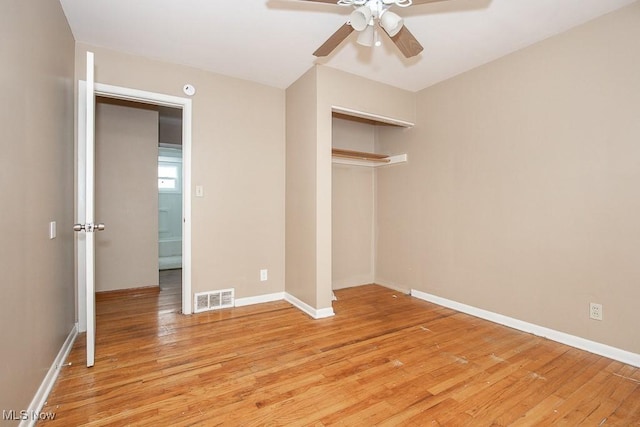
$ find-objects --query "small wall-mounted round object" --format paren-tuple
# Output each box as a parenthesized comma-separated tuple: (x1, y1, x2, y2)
(183, 84, 196, 96)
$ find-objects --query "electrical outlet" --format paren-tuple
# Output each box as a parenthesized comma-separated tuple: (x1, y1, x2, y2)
(260, 269, 268, 282)
(589, 303, 603, 321)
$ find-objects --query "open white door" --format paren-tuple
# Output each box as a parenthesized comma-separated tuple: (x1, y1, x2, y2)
(75, 61, 193, 368)
(74, 51, 102, 367)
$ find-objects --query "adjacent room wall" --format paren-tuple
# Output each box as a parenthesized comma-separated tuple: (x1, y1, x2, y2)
(376, 2, 640, 354)
(159, 107, 182, 145)
(95, 100, 159, 292)
(0, 0, 76, 415)
(75, 43, 286, 301)
(332, 117, 376, 289)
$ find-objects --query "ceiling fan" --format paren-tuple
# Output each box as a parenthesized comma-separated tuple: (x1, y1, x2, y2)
(300, 0, 447, 58)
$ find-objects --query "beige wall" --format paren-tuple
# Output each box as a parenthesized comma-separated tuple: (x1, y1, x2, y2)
(76, 43, 286, 301)
(376, 2, 640, 353)
(95, 101, 159, 292)
(285, 67, 318, 306)
(332, 118, 376, 289)
(317, 67, 416, 124)
(0, 0, 76, 415)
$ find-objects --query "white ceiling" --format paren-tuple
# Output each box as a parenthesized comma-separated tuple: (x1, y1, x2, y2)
(59, 0, 637, 92)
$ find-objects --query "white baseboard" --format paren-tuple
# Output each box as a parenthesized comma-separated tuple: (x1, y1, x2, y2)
(234, 292, 285, 307)
(285, 292, 335, 319)
(20, 323, 78, 427)
(411, 289, 640, 368)
(234, 291, 335, 320)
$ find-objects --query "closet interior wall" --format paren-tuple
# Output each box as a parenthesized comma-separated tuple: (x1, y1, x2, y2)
(331, 116, 377, 289)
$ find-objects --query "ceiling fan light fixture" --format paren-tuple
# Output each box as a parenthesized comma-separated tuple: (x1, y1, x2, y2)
(356, 24, 376, 47)
(350, 5, 372, 32)
(380, 10, 404, 37)
(309, 0, 425, 59)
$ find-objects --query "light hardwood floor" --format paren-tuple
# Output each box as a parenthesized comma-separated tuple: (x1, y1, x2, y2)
(40, 284, 639, 426)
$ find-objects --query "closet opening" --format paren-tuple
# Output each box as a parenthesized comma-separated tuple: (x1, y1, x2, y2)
(330, 107, 412, 296)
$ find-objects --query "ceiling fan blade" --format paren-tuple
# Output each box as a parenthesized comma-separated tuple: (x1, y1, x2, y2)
(390, 25, 424, 58)
(313, 23, 355, 57)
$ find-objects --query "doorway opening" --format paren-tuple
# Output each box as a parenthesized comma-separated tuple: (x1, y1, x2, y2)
(158, 106, 184, 295)
(93, 98, 184, 305)
(77, 81, 193, 338)
(158, 147, 183, 265)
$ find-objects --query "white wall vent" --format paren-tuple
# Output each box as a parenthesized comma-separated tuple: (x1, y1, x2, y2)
(194, 288, 235, 313)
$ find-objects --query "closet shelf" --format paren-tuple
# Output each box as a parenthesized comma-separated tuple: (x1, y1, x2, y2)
(332, 148, 407, 167)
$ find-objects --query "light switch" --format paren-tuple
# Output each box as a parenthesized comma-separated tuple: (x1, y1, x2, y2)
(49, 221, 57, 239)
(195, 185, 204, 198)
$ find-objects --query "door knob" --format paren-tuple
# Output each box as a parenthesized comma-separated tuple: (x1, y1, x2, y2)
(73, 223, 105, 232)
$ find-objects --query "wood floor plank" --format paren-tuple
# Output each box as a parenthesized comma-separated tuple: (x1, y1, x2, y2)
(39, 284, 640, 425)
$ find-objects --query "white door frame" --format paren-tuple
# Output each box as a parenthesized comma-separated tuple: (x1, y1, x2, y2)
(77, 82, 193, 328)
